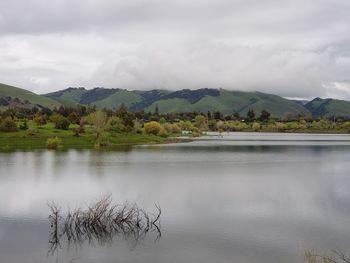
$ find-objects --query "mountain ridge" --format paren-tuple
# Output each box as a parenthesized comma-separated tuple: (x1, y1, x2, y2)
(44, 87, 311, 118)
(1, 82, 350, 118)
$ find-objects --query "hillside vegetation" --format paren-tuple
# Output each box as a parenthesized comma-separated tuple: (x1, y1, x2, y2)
(45, 87, 314, 118)
(0, 83, 61, 109)
(1, 83, 350, 118)
(305, 97, 350, 118)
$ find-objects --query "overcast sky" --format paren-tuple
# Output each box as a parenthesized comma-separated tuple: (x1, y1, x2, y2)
(0, 0, 350, 99)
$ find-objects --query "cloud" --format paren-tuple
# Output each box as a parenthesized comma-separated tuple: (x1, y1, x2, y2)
(323, 82, 350, 100)
(0, 0, 349, 98)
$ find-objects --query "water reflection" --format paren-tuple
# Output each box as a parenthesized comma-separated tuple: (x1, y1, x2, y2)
(1, 133, 350, 263)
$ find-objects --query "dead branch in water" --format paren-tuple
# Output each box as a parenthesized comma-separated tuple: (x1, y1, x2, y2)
(305, 250, 350, 263)
(48, 196, 162, 254)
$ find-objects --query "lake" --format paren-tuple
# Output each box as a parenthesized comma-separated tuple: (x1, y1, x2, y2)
(1, 132, 350, 263)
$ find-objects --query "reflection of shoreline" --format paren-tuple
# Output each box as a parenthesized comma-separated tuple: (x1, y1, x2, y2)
(48, 196, 161, 255)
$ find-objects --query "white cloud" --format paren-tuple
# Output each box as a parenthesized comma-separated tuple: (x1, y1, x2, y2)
(323, 82, 350, 100)
(0, 0, 349, 98)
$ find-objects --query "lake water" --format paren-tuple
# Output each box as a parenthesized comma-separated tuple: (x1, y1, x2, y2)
(1, 132, 350, 263)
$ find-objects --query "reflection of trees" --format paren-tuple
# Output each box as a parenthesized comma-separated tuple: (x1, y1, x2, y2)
(48, 196, 161, 255)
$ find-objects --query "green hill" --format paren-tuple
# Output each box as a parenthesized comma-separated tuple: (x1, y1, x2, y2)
(0, 83, 61, 109)
(0, 84, 335, 118)
(305, 98, 350, 118)
(45, 87, 310, 118)
(145, 89, 310, 118)
(45, 87, 87, 106)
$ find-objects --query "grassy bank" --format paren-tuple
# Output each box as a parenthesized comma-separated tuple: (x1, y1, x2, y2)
(0, 122, 182, 151)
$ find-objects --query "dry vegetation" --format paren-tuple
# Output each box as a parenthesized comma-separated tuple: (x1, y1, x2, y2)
(48, 196, 161, 254)
(305, 250, 350, 263)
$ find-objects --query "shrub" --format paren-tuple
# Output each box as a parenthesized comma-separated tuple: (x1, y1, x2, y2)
(94, 134, 110, 149)
(276, 122, 286, 132)
(159, 117, 167, 124)
(107, 116, 126, 133)
(164, 123, 181, 134)
(285, 122, 300, 130)
(216, 120, 224, 132)
(252, 122, 261, 131)
(26, 128, 37, 136)
(0, 117, 17, 132)
(133, 120, 143, 134)
(192, 131, 201, 137)
(194, 115, 208, 131)
(50, 113, 62, 124)
(144, 121, 162, 135)
(46, 137, 62, 150)
(33, 113, 46, 127)
(68, 112, 80, 124)
(19, 120, 29, 130)
(157, 127, 169, 137)
(208, 119, 217, 131)
(54, 116, 70, 130)
(178, 120, 195, 132)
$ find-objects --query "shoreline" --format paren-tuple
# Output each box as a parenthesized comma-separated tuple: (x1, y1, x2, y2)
(2, 129, 350, 152)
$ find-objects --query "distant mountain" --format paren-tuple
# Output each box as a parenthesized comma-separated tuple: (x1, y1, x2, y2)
(305, 97, 350, 118)
(1, 82, 350, 118)
(45, 87, 310, 118)
(0, 83, 61, 109)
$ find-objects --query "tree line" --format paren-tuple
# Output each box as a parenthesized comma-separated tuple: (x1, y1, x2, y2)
(1, 104, 350, 135)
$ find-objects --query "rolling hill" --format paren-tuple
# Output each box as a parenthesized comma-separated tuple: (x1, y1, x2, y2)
(45, 87, 310, 118)
(305, 97, 350, 118)
(1, 82, 350, 118)
(45, 87, 350, 118)
(0, 83, 61, 109)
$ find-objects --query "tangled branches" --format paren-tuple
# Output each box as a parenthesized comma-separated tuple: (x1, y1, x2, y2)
(305, 250, 350, 263)
(48, 196, 161, 254)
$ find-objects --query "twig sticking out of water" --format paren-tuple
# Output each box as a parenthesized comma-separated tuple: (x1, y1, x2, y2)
(48, 196, 161, 255)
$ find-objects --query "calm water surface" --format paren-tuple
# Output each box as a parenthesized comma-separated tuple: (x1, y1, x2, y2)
(1, 132, 350, 263)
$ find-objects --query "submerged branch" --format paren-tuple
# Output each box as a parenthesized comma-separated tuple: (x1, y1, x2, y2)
(48, 196, 161, 255)
(305, 250, 350, 263)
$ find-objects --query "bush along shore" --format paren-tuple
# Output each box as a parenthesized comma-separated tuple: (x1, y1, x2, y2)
(1, 105, 350, 150)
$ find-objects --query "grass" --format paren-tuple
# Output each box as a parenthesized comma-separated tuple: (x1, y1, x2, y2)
(0, 121, 179, 151)
(94, 90, 142, 109)
(0, 83, 61, 108)
(144, 89, 309, 118)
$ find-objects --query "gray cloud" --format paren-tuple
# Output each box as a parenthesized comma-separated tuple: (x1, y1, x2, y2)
(0, 0, 350, 99)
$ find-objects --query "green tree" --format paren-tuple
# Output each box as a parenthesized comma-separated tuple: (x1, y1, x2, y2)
(33, 113, 46, 127)
(159, 117, 166, 124)
(214, 111, 222, 120)
(107, 116, 126, 133)
(54, 116, 70, 130)
(116, 105, 134, 132)
(246, 109, 255, 122)
(88, 111, 108, 139)
(194, 115, 208, 131)
(207, 111, 212, 119)
(50, 113, 63, 124)
(68, 112, 80, 124)
(0, 117, 17, 132)
(233, 112, 240, 120)
(259, 110, 270, 122)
